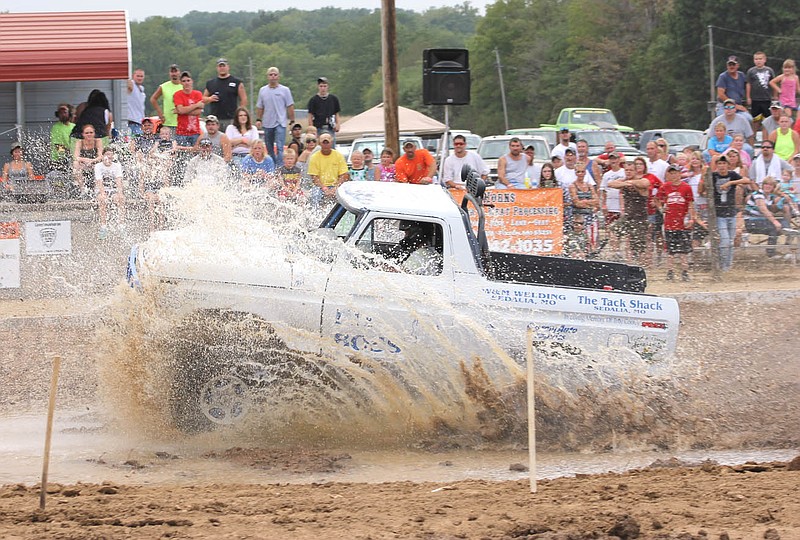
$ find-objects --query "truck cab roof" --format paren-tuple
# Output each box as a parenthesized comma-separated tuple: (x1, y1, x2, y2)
(336, 181, 463, 221)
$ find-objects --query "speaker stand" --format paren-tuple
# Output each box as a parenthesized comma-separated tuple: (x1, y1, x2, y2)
(437, 104, 450, 185)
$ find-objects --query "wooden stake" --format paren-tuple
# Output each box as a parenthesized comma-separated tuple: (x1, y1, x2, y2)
(40, 356, 61, 511)
(525, 328, 537, 493)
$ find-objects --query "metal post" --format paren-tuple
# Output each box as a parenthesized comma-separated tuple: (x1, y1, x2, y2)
(494, 48, 509, 132)
(438, 105, 450, 183)
(704, 165, 721, 280)
(708, 26, 716, 123)
(15, 82, 25, 141)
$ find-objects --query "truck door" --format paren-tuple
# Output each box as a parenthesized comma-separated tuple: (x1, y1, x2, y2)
(322, 215, 455, 363)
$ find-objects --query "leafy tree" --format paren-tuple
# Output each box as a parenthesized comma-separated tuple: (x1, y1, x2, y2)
(130, 17, 204, 114)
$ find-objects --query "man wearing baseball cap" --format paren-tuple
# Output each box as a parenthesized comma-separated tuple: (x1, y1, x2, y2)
(715, 55, 753, 123)
(149, 64, 182, 129)
(184, 137, 229, 187)
(550, 127, 577, 160)
(705, 98, 755, 159)
(761, 101, 783, 140)
(395, 140, 436, 184)
(193, 115, 231, 162)
(203, 58, 247, 129)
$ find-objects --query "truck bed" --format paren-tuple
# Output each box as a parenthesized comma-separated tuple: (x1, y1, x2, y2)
(488, 252, 646, 293)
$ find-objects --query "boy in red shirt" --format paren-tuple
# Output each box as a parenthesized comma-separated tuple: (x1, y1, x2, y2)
(173, 71, 207, 148)
(656, 164, 696, 282)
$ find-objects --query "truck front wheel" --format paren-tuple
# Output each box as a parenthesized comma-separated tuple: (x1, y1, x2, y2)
(167, 309, 286, 433)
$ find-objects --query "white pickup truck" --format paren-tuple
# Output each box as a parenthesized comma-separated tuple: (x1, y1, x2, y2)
(127, 171, 679, 432)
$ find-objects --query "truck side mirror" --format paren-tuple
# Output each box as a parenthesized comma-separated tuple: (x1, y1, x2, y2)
(460, 164, 485, 200)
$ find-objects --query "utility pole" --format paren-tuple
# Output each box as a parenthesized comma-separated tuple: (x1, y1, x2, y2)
(382, 0, 399, 154)
(708, 26, 716, 123)
(494, 48, 509, 132)
(248, 57, 255, 117)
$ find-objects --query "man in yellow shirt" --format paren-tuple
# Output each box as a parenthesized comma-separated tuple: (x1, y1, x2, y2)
(308, 132, 348, 206)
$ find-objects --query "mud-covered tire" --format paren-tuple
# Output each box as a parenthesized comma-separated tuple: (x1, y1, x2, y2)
(166, 309, 370, 434)
(167, 309, 288, 433)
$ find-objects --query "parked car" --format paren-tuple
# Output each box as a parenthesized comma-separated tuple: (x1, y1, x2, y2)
(422, 137, 441, 154)
(573, 129, 644, 158)
(441, 130, 482, 154)
(541, 107, 639, 145)
(638, 129, 704, 154)
(337, 144, 352, 161)
(477, 135, 550, 182)
(505, 127, 560, 148)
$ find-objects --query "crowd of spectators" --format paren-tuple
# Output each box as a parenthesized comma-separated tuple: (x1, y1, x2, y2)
(1, 53, 799, 272)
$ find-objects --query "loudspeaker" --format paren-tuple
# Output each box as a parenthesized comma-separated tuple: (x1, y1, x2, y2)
(423, 48, 470, 105)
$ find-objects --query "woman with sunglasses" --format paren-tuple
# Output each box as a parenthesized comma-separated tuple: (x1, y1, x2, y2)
(297, 134, 318, 172)
(568, 163, 600, 250)
(655, 137, 676, 164)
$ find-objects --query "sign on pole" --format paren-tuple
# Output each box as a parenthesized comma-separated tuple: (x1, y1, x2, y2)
(0, 221, 21, 289)
(25, 221, 72, 255)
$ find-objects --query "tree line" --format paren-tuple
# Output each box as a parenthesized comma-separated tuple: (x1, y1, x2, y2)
(131, 1, 800, 136)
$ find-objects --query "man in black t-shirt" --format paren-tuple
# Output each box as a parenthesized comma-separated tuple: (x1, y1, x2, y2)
(203, 58, 248, 129)
(307, 77, 341, 143)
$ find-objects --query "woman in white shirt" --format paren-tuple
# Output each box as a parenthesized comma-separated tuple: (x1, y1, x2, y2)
(225, 107, 260, 166)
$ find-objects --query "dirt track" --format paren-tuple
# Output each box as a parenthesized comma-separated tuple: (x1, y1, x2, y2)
(1, 274, 799, 539)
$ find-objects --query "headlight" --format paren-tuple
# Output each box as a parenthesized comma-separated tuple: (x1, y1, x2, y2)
(126, 245, 142, 289)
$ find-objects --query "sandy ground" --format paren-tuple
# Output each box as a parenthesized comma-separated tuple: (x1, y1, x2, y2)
(1, 458, 799, 539)
(1, 265, 799, 539)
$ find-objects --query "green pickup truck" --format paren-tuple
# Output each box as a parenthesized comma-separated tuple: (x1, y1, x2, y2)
(541, 108, 639, 145)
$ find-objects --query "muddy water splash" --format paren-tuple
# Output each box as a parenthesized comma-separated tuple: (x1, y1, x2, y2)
(96, 182, 696, 451)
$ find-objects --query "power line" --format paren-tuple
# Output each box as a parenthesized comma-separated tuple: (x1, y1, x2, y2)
(709, 24, 800, 43)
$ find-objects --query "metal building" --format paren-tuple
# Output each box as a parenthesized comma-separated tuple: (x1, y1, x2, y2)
(0, 11, 131, 169)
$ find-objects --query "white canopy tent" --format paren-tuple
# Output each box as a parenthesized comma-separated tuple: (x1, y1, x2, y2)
(337, 103, 446, 143)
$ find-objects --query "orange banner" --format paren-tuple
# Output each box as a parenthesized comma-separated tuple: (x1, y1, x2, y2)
(451, 188, 564, 255)
(0, 221, 20, 240)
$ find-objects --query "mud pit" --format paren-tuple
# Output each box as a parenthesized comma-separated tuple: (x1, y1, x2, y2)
(1, 279, 799, 539)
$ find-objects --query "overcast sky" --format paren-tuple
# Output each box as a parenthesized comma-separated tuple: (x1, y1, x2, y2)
(17, 1, 489, 21)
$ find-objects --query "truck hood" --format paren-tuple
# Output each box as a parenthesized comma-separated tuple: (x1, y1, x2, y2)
(138, 220, 298, 288)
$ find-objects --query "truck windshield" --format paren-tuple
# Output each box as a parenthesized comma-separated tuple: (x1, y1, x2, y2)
(319, 204, 362, 240)
(572, 110, 618, 125)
